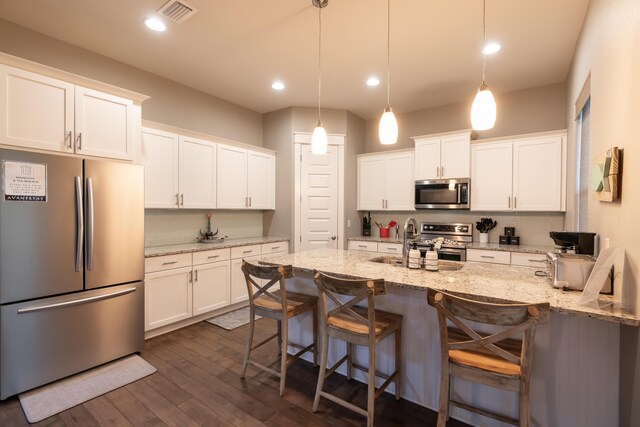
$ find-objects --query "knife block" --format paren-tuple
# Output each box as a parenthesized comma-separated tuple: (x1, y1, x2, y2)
(363, 223, 371, 236)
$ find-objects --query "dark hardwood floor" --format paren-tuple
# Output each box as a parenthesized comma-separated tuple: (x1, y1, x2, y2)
(0, 317, 471, 426)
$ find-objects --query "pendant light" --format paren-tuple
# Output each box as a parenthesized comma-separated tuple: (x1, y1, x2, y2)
(311, 0, 328, 154)
(471, 0, 497, 131)
(379, 0, 398, 145)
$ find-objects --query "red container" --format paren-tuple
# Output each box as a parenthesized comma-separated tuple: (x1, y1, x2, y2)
(380, 227, 390, 238)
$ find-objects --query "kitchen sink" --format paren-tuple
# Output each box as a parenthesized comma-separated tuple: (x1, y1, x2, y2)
(368, 256, 463, 271)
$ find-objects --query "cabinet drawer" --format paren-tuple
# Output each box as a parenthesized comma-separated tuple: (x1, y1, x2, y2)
(261, 241, 289, 255)
(511, 252, 547, 268)
(348, 241, 378, 252)
(467, 249, 511, 265)
(193, 248, 231, 265)
(145, 253, 192, 273)
(377, 242, 403, 255)
(231, 244, 262, 259)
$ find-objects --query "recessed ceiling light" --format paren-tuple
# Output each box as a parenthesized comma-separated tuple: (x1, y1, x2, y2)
(482, 42, 501, 55)
(271, 81, 285, 90)
(144, 17, 166, 32)
(366, 77, 380, 87)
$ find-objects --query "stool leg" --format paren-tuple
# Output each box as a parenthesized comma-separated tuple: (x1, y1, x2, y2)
(240, 306, 256, 379)
(437, 365, 450, 427)
(395, 325, 401, 400)
(346, 343, 354, 380)
(277, 319, 283, 357)
(279, 316, 289, 396)
(367, 345, 376, 427)
(312, 328, 329, 412)
(312, 305, 319, 367)
(519, 376, 531, 427)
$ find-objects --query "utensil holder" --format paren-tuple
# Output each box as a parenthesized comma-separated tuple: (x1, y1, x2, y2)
(380, 227, 390, 238)
(479, 232, 489, 244)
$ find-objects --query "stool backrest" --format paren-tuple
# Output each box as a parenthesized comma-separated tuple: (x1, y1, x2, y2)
(313, 270, 385, 339)
(427, 288, 550, 370)
(242, 261, 293, 313)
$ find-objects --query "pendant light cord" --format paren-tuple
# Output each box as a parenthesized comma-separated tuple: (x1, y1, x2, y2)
(318, 3, 322, 123)
(482, 0, 486, 84)
(386, 0, 391, 107)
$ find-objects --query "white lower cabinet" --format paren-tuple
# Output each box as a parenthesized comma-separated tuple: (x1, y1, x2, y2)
(466, 249, 511, 265)
(231, 251, 261, 304)
(377, 242, 403, 255)
(145, 266, 193, 331)
(348, 240, 403, 255)
(193, 260, 230, 316)
(510, 252, 547, 268)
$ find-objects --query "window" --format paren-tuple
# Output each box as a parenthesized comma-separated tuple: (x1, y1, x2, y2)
(576, 97, 590, 231)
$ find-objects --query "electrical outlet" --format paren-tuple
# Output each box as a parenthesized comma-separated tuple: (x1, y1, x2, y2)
(605, 237, 610, 249)
(347, 220, 351, 228)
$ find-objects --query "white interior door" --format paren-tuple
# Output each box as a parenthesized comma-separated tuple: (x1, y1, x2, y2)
(300, 145, 338, 251)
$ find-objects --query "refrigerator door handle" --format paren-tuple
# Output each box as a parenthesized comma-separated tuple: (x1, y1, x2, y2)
(16, 287, 137, 314)
(75, 176, 84, 272)
(86, 177, 95, 271)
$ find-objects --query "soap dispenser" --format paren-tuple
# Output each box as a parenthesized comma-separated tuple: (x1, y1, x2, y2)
(425, 247, 439, 271)
(408, 243, 422, 269)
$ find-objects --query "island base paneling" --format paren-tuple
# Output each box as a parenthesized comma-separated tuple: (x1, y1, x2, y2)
(284, 272, 619, 427)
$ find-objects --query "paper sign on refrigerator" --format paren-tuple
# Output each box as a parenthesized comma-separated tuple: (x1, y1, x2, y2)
(3, 160, 47, 202)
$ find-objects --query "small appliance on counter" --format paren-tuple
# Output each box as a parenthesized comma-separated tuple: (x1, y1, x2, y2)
(549, 231, 597, 255)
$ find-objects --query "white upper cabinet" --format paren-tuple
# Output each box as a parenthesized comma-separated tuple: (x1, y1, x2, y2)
(413, 131, 471, 180)
(0, 65, 74, 153)
(358, 150, 414, 211)
(142, 128, 179, 208)
(247, 150, 275, 209)
(217, 145, 275, 210)
(141, 128, 216, 209)
(471, 131, 566, 212)
(74, 87, 134, 160)
(0, 63, 141, 160)
(178, 136, 216, 209)
(471, 142, 513, 211)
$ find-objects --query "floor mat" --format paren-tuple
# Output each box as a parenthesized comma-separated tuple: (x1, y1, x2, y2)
(19, 355, 156, 423)
(206, 306, 261, 330)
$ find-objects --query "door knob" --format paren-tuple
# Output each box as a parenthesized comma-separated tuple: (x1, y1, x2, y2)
(330, 236, 337, 240)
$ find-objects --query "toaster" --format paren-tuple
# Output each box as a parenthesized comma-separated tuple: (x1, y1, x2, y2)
(546, 252, 598, 291)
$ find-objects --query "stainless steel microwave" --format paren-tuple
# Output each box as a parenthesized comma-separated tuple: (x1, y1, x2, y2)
(415, 178, 470, 209)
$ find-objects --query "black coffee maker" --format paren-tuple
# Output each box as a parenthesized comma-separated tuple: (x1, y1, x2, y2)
(549, 231, 597, 255)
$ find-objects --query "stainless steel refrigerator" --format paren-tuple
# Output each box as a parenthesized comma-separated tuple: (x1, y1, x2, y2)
(0, 149, 144, 399)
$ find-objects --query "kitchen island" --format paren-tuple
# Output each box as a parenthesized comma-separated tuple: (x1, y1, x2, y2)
(260, 249, 636, 427)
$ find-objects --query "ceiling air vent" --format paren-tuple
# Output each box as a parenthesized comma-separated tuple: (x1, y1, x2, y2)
(157, 0, 198, 24)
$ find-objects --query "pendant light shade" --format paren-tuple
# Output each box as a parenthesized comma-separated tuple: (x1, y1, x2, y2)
(379, 0, 398, 145)
(312, 121, 328, 154)
(311, 0, 328, 154)
(379, 106, 398, 145)
(471, 0, 496, 131)
(471, 83, 496, 131)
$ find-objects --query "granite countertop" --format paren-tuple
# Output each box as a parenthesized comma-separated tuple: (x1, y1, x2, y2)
(260, 248, 639, 326)
(467, 242, 556, 254)
(349, 236, 554, 254)
(145, 236, 289, 258)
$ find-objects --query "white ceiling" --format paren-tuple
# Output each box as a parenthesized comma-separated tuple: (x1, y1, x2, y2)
(0, 0, 589, 119)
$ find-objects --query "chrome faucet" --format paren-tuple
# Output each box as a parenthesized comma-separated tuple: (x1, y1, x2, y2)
(402, 217, 419, 267)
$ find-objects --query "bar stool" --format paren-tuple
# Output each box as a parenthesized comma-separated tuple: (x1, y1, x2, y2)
(427, 288, 550, 427)
(312, 271, 402, 427)
(240, 260, 318, 396)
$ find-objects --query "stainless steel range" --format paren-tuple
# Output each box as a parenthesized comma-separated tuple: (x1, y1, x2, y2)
(415, 222, 472, 261)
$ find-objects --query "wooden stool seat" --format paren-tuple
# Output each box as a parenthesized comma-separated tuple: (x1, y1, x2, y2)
(312, 271, 402, 427)
(254, 290, 317, 315)
(240, 261, 318, 397)
(327, 306, 402, 338)
(427, 289, 550, 427)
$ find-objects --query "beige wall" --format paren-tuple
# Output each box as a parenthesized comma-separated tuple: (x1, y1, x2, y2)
(364, 82, 567, 152)
(345, 112, 367, 241)
(0, 19, 263, 146)
(263, 108, 294, 239)
(292, 106, 348, 135)
(564, 1, 640, 426)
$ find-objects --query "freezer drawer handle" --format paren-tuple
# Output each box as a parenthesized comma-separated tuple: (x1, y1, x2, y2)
(86, 178, 95, 270)
(75, 176, 84, 272)
(17, 287, 137, 314)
